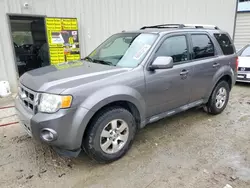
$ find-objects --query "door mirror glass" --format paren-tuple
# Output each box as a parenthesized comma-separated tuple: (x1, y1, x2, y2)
(149, 56, 173, 70)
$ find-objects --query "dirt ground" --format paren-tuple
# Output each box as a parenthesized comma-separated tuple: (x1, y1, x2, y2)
(0, 84, 250, 188)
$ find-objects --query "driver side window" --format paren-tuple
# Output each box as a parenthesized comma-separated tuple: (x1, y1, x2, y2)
(155, 35, 188, 63)
(99, 37, 130, 58)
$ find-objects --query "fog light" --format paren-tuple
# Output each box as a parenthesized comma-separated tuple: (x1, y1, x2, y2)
(40, 128, 57, 142)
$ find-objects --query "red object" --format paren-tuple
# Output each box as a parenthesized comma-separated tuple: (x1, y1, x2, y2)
(236, 56, 239, 72)
(0, 106, 15, 110)
(0, 122, 18, 127)
(0, 106, 18, 127)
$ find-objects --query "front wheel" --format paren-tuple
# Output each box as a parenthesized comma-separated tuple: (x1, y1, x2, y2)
(83, 107, 136, 163)
(205, 81, 230, 115)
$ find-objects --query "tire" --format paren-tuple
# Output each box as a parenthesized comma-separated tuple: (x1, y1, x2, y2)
(206, 81, 230, 115)
(83, 107, 137, 163)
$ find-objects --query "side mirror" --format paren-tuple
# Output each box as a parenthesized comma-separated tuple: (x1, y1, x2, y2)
(149, 56, 173, 70)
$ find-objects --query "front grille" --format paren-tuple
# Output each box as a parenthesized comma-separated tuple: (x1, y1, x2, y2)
(238, 67, 250, 72)
(18, 85, 38, 113)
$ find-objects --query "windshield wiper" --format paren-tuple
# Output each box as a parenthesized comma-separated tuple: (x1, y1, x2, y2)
(83, 56, 94, 62)
(83, 57, 114, 66)
(92, 59, 114, 66)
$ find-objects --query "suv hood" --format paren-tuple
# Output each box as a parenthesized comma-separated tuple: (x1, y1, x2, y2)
(20, 61, 131, 93)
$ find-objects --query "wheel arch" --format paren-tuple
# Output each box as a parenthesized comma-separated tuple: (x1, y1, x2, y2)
(82, 100, 141, 139)
(217, 74, 232, 90)
(205, 73, 233, 102)
(71, 85, 146, 149)
(79, 85, 146, 127)
(205, 64, 235, 102)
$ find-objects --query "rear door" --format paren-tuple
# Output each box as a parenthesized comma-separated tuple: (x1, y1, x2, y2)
(188, 32, 220, 102)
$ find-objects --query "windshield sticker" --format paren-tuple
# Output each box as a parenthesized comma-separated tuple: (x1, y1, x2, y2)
(133, 44, 151, 60)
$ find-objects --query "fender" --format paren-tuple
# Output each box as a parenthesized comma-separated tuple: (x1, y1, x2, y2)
(204, 65, 235, 102)
(69, 85, 146, 149)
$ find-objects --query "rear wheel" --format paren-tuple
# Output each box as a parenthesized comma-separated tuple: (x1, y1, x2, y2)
(83, 107, 136, 163)
(205, 81, 230, 115)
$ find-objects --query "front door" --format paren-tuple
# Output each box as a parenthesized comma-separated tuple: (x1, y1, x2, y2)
(145, 34, 193, 117)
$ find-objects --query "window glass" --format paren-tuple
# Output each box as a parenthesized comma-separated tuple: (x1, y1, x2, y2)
(12, 31, 33, 46)
(86, 33, 157, 68)
(214, 33, 234, 55)
(155, 35, 188, 63)
(191, 34, 215, 59)
(99, 37, 130, 58)
(239, 46, 250, 57)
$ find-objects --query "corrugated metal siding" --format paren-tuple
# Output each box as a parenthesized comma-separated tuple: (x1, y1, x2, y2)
(82, 0, 237, 52)
(234, 13, 250, 50)
(0, 1, 8, 82)
(0, 0, 237, 90)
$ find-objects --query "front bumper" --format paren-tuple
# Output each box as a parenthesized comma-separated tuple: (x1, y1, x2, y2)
(15, 96, 90, 152)
(236, 72, 250, 83)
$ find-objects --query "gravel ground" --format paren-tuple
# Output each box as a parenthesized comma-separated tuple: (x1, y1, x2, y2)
(0, 84, 250, 188)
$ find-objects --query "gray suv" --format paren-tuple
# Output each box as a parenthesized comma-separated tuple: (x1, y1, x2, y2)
(15, 24, 237, 163)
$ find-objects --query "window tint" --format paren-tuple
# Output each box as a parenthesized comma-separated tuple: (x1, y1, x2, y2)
(240, 46, 250, 57)
(214, 33, 234, 55)
(191, 34, 215, 59)
(99, 37, 129, 57)
(155, 35, 188, 63)
(87, 33, 157, 68)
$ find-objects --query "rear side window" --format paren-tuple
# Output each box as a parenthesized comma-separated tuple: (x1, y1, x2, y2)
(191, 34, 215, 59)
(214, 33, 234, 55)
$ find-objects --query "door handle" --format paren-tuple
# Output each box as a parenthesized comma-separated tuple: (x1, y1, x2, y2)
(213, 63, 220, 68)
(180, 70, 189, 76)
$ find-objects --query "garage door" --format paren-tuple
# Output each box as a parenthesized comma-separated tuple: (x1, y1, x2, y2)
(234, 13, 250, 50)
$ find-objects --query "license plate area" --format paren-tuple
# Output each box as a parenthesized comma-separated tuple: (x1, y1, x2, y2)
(20, 122, 32, 137)
(16, 106, 33, 137)
(237, 74, 245, 79)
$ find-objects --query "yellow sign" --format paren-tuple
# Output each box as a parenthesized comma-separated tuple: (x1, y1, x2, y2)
(45, 17, 80, 65)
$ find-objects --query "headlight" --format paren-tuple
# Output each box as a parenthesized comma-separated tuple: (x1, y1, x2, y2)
(38, 93, 72, 113)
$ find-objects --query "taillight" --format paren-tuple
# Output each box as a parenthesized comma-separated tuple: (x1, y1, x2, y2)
(236, 57, 239, 71)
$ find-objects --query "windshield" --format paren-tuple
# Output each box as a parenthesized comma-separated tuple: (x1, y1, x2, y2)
(84, 33, 158, 68)
(238, 45, 250, 57)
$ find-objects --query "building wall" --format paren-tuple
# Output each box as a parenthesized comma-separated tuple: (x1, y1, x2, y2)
(234, 12, 250, 50)
(0, 0, 237, 91)
(235, 0, 250, 49)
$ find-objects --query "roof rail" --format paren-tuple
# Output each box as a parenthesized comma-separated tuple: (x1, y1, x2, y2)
(140, 24, 185, 30)
(183, 24, 219, 29)
(140, 23, 219, 30)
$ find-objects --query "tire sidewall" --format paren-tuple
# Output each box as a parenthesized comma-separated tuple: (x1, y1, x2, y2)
(209, 81, 230, 114)
(86, 108, 136, 162)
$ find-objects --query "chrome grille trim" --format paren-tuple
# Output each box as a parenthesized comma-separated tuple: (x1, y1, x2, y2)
(238, 67, 250, 72)
(18, 85, 38, 114)
(237, 71, 250, 74)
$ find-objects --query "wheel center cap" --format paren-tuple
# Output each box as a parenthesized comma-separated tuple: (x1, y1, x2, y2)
(110, 131, 119, 140)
